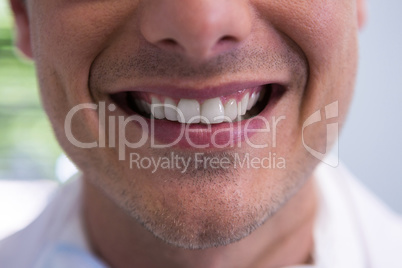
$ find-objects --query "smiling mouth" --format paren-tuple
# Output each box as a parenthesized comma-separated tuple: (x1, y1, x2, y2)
(111, 84, 283, 125)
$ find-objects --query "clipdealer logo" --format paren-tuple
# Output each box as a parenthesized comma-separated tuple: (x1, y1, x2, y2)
(302, 101, 339, 167)
(64, 102, 286, 159)
(64, 101, 339, 167)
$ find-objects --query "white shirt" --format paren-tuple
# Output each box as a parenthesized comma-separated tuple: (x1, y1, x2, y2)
(0, 163, 401, 268)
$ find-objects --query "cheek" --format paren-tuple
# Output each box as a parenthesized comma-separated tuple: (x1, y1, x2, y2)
(29, 1, 138, 98)
(258, 0, 358, 59)
(27, 1, 140, 160)
(256, 0, 359, 84)
(255, 0, 359, 158)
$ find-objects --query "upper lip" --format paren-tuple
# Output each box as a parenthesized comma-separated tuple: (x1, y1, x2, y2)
(109, 80, 286, 100)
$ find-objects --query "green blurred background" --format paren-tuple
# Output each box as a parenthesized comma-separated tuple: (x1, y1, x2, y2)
(0, 2, 62, 181)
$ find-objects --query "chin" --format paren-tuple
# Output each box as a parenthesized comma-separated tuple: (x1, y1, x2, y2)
(101, 154, 308, 250)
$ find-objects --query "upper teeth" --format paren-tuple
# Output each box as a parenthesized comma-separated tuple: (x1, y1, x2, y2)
(135, 91, 262, 124)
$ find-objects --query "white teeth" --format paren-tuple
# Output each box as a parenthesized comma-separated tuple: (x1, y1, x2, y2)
(240, 93, 249, 115)
(247, 92, 257, 110)
(135, 99, 151, 114)
(151, 97, 165, 119)
(237, 102, 242, 121)
(255, 92, 261, 105)
(164, 98, 178, 121)
(201, 97, 224, 124)
(141, 100, 151, 114)
(177, 99, 200, 123)
(137, 90, 262, 124)
(224, 99, 237, 122)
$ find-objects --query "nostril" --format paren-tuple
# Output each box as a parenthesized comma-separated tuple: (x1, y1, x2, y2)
(155, 38, 185, 52)
(218, 35, 237, 43)
(216, 35, 239, 49)
(213, 35, 239, 54)
(160, 38, 179, 47)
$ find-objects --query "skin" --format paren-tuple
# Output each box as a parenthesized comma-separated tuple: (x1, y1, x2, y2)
(10, 0, 366, 267)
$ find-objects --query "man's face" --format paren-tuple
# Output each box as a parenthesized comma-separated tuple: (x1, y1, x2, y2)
(18, 0, 362, 249)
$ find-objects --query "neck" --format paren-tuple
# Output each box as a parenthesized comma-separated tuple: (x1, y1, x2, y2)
(83, 178, 317, 268)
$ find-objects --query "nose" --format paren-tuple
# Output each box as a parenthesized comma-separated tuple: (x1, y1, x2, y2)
(140, 0, 252, 60)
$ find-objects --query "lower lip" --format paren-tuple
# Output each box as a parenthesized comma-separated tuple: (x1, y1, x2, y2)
(144, 116, 267, 149)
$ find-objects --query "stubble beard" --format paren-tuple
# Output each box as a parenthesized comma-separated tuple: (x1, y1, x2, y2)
(106, 149, 303, 250)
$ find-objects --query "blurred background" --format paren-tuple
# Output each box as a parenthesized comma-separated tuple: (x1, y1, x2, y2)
(339, 0, 402, 214)
(0, 1, 76, 238)
(0, 1, 401, 237)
